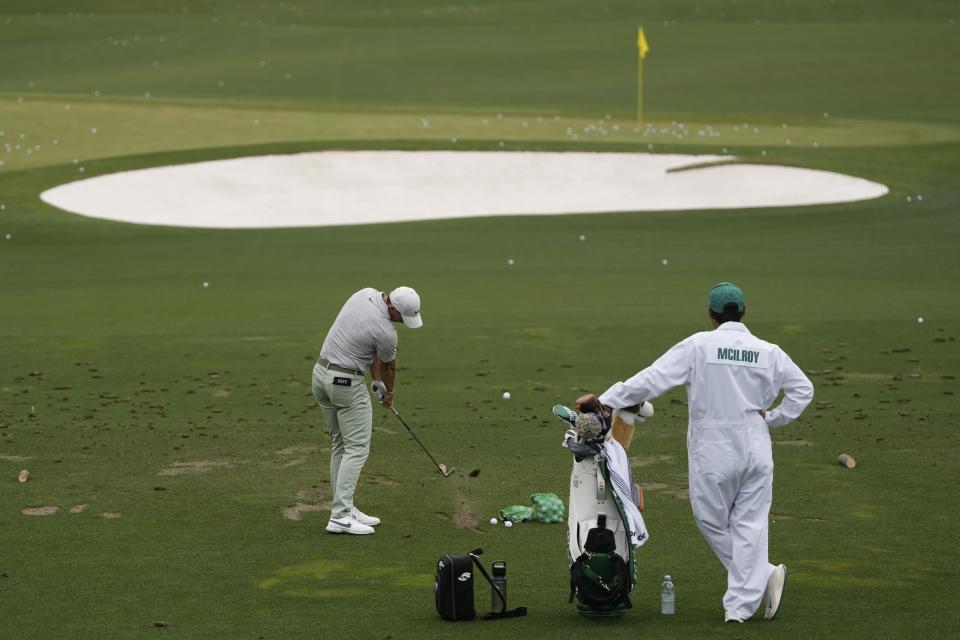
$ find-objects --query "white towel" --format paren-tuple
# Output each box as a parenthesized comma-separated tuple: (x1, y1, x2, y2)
(602, 439, 650, 548)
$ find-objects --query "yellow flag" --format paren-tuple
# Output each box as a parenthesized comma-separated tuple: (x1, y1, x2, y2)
(637, 27, 650, 59)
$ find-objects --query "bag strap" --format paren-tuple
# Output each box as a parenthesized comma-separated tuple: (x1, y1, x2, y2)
(482, 606, 528, 620)
(468, 551, 528, 620)
(580, 562, 614, 593)
(569, 556, 582, 603)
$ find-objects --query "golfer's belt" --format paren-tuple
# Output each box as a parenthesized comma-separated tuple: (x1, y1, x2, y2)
(319, 358, 364, 376)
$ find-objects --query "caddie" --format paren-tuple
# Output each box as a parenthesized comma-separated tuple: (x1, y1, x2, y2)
(312, 286, 423, 535)
(598, 282, 813, 622)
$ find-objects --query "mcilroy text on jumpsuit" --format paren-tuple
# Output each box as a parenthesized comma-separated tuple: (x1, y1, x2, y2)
(600, 321, 813, 619)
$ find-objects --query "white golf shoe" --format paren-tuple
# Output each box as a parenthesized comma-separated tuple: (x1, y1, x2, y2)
(763, 564, 787, 620)
(724, 612, 744, 624)
(325, 516, 374, 535)
(351, 506, 381, 527)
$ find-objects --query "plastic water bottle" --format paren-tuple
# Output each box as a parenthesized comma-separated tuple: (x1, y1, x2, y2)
(661, 575, 675, 615)
(491, 561, 507, 611)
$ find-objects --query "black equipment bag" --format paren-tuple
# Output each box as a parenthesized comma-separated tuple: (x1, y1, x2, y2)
(435, 548, 527, 621)
(435, 553, 476, 621)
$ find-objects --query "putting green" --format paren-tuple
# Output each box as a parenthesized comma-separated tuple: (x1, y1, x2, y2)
(4, 94, 959, 174)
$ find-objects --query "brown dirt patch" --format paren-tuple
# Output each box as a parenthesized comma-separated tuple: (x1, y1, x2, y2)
(69, 503, 89, 513)
(22, 505, 58, 516)
(263, 457, 306, 469)
(643, 482, 690, 500)
(0, 454, 31, 462)
(158, 459, 235, 476)
(100, 512, 122, 519)
(772, 439, 815, 447)
(455, 499, 480, 531)
(276, 445, 318, 456)
(264, 446, 317, 469)
(436, 494, 483, 533)
(366, 474, 400, 486)
(282, 488, 329, 521)
(282, 502, 330, 521)
(771, 512, 827, 522)
(295, 488, 323, 502)
(630, 454, 674, 467)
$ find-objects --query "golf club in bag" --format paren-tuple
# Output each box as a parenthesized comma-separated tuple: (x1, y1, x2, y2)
(390, 406, 456, 477)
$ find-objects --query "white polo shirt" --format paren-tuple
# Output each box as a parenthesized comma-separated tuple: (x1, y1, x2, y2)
(600, 322, 813, 429)
(319, 288, 398, 373)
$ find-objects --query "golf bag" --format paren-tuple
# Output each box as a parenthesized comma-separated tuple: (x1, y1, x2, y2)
(435, 548, 527, 622)
(554, 398, 652, 618)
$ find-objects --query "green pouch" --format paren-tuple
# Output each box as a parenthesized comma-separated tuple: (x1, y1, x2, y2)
(530, 492, 565, 524)
(498, 505, 534, 523)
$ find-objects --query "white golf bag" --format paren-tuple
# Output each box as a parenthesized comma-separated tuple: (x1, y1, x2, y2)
(554, 400, 653, 615)
(567, 452, 634, 566)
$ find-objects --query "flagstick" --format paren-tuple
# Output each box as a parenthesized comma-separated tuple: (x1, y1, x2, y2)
(637, 55, 645, 127)
(636, 26, 649, 128)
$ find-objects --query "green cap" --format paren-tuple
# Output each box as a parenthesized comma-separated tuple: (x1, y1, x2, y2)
(708, 282, 745, 313)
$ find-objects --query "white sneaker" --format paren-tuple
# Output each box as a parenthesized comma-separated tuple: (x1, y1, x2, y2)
(325, 516, 374, 535)
(763, 564, 787, 620)
(724, 612, 744, 624)
(351, 506, 380, 527)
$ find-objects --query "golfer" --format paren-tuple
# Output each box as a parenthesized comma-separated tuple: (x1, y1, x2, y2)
(312, 286, 423, 535)
(599, 282, 813, 622)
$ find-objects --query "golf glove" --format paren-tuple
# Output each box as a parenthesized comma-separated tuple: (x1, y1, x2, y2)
(370, 380, 388, 404)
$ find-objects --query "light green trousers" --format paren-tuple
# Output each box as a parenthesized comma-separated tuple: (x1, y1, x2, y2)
(311, 363, 372, 519)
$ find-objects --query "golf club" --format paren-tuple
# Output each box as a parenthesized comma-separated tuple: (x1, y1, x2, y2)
(390, 406, 455, 477)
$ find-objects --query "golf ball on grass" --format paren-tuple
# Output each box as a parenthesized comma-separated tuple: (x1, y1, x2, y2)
(504, 520, 513, 528)
(489, 517, 498, 525)
(917, 317, 924, 324)
(502, 391, 511, 400)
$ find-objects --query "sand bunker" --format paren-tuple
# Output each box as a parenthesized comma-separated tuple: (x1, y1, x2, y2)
(39, 151, 888, 229)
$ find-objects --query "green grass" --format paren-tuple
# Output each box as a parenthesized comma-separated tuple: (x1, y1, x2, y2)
(1, 1, 959, 638)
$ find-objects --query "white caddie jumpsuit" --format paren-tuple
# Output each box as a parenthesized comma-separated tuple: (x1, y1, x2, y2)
(599, 321, 813, 619)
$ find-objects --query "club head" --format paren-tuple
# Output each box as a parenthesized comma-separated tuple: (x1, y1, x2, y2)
(438, 464, 456, 477)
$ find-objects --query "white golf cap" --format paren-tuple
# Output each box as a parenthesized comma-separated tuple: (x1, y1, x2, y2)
(389, 286, 423, 328)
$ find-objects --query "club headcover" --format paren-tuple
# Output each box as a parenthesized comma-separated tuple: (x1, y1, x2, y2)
(574, 411, 610, 442)
(552, 404, 578, 427)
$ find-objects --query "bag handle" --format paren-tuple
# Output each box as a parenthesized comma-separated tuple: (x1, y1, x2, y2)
(468, 549, 528, 620)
